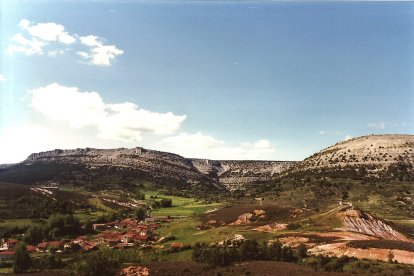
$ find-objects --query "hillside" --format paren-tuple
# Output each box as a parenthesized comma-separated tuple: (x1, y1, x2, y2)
(0, 147, 295, 192)
(292, 134, 414, 180)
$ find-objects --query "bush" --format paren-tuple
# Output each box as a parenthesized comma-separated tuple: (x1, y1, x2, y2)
(160, 198, 172, 208)
(13, 243, 32, 273)
(73, 250, 120, 276)
(135, 208, 146, 220)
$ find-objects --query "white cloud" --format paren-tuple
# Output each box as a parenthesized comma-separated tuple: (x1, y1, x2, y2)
(8, 33, 47, 55)
(48, 49, 66, 57)
(0, 125, 53, 163)
(79, 35, 102, 47)
(30, 83, 106, 128)
(368, 121, 385, 130)
(29, 83, 186, 142)
(0, 74, 6, 82)
(318, 130, 326, 135)
(162, 132, 225, 150)
(78, 35, 124, 66)
(21, 20, 76, 44)
(9, 19, 123, 66)
(160, 133, 276, 160)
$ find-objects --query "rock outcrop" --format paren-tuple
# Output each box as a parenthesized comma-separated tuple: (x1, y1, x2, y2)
(337, 207, 409, 241)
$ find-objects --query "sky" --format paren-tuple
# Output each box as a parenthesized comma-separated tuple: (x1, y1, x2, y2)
(0, 0, 413, 163)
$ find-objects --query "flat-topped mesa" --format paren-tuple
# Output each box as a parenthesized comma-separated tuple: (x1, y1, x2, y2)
(17, 146, 295, 191)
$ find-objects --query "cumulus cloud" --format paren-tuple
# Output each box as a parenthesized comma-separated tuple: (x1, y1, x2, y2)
(160, 133, 276, 160)
(318, 130, 326, 135)
(162, 132, 225, 150)
(0, 125, 53, 163)
(77, 44, 124, 66)
(8, 33, 47, 55)
(8, 19, 123, 66)
(19, 19, 76, 44)
(368, 121, 385, 130)
(29, 83, 186, 142)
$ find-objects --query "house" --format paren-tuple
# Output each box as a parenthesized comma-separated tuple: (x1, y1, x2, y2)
(78, 240, 97, 252)
(38, 241, 64, 252)
(3, 239, 18, 250)
(66, 239, 97, 252)
(94, 232, 123, 246)
(26, 245, 38, 252)
(0, 251, 14, 260)
(122, 233, 137, 243)
(107, 238, 121, 246)
(119, 218, 139, 229)
(93, 223, 107, 231)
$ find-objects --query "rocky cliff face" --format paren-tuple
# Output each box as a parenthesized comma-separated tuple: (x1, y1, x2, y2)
(8, 147, 295, 191)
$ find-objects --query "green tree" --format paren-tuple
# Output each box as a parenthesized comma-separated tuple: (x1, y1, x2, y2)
(135, 207, 146, 220)
(160, 198, 172, 208)
(23, 224, 44, 244)
(13, 243, 32, 273)
(135, 190, 145, 200)
(298, 243, 308, 258)
(74, 250, 120, 276)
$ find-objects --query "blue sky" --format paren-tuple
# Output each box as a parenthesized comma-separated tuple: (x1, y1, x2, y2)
(0, 1, 413, 163)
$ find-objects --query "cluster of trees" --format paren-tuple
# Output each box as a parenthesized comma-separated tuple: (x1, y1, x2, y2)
(152, 198, 173, 209)
(192, 240, 306, 267)
(135, 190, 145, 200)
(72, 250, 120, 276)
(23, 213, 82, 244)
(12, 242, 63, 273)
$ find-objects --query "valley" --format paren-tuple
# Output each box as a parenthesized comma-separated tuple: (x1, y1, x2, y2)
(0, 134, 413, 275)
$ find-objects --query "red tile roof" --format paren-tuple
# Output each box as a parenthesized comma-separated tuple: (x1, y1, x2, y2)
(0, 250, 15, 255)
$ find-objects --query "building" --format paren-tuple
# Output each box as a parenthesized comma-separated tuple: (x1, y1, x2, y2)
(37, 241, 64, 252)
(2, 239, 18, 250)
(0, 251, 14, 260)
(93, 223, 108, 231)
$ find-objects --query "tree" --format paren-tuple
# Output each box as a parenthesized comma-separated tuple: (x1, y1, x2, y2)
(74, 250, 120, 276)
(298, 243, 308, 258)
(135, 207, 146, 220)
(281, 246, 295, 262)
(160, 198, 172, 208)
(387, 250, 394, 263)
(135, 190, 145, 200)
(13, 243, 32, 273)
(23, 224, 43, 244)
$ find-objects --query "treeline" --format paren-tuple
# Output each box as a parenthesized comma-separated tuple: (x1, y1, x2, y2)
(23, 214, 82, 244)
(192, 240, 306, 266)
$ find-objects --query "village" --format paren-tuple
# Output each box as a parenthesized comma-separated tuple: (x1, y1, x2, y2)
(0, 216, 186, 261)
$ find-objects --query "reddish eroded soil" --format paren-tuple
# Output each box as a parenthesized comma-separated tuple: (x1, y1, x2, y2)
(200, 204, 291, 225)
(277, 208, 414, 265)
(120, 266, 150, 276)
(336, 208, 409, 241)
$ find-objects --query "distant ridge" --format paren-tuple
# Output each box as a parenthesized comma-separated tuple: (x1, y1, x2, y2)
(0, 146, 295, 191)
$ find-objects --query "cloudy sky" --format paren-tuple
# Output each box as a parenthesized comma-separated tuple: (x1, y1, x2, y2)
(1, 1, 413, 163)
